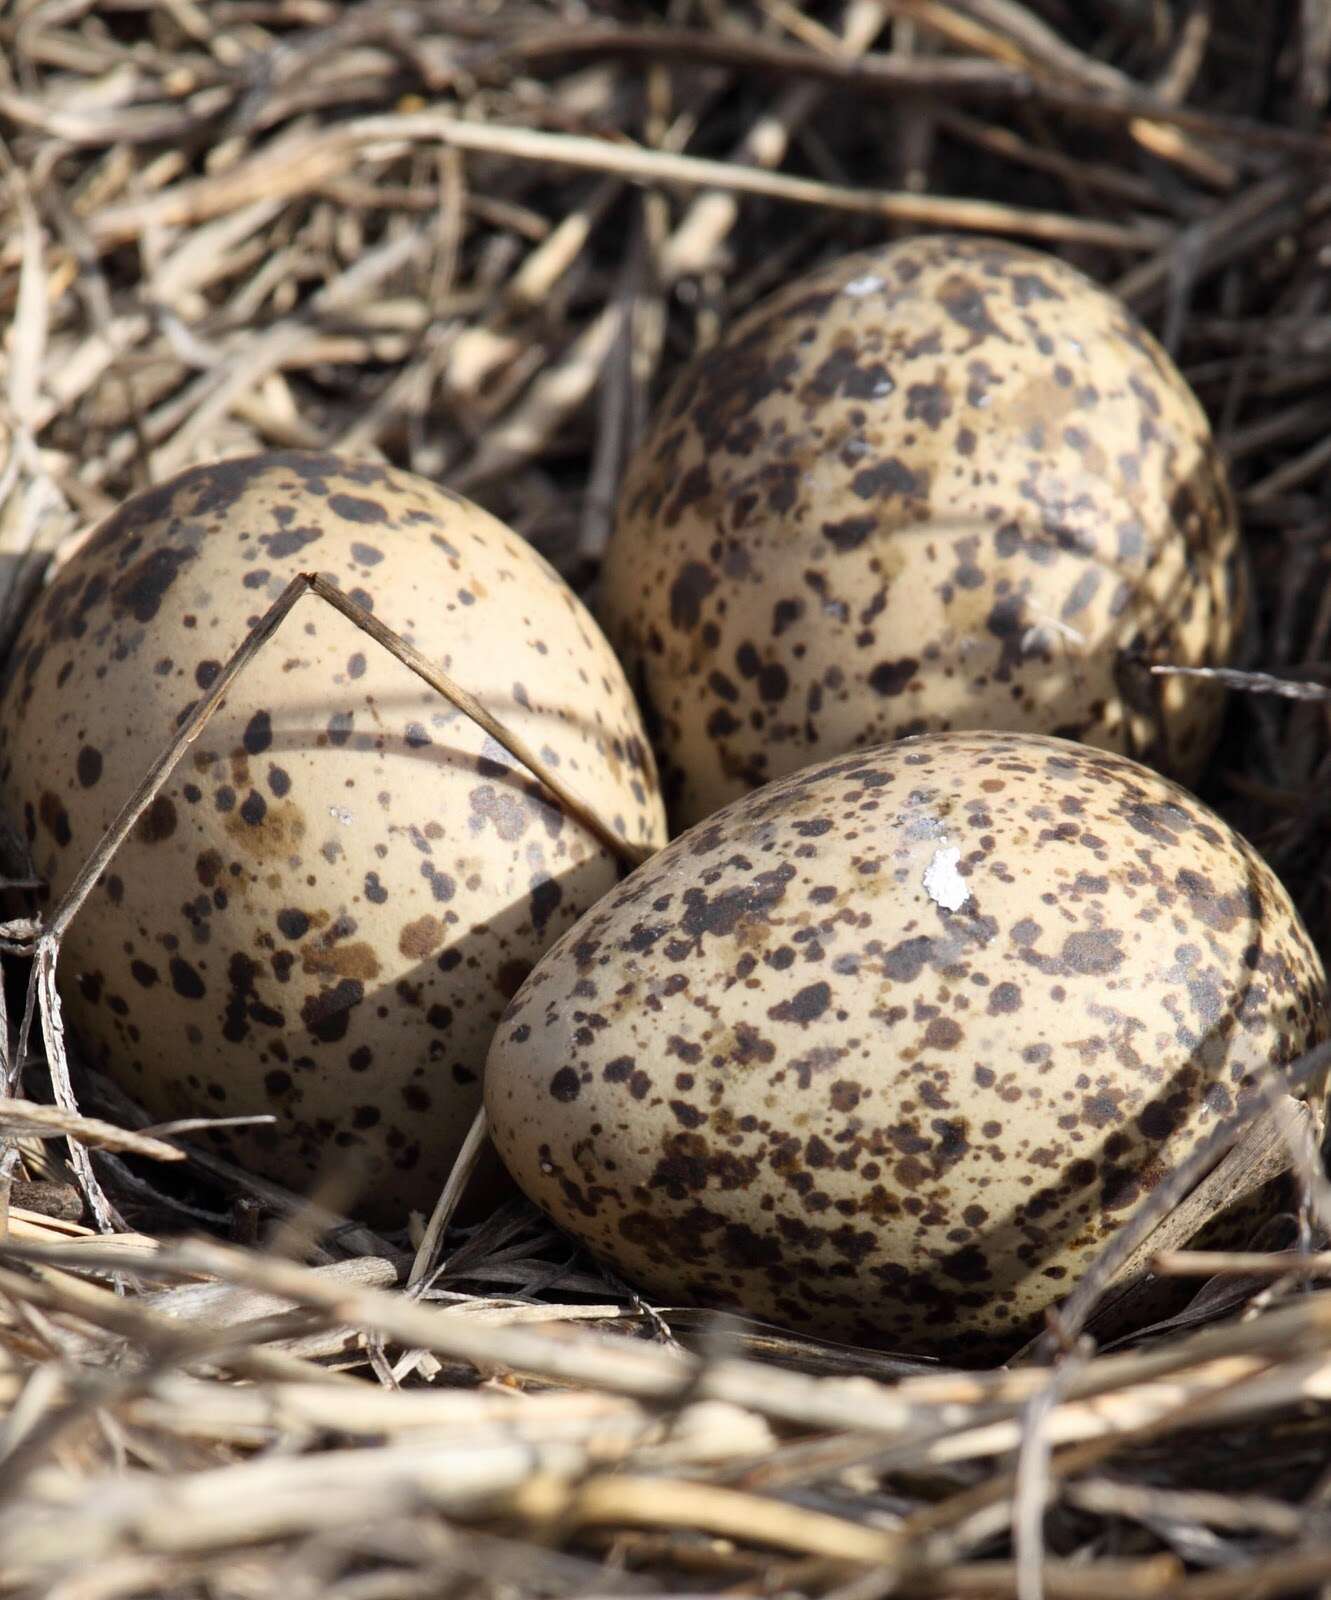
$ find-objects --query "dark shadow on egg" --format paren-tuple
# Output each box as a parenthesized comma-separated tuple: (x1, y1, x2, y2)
(180, 686, 657, 845)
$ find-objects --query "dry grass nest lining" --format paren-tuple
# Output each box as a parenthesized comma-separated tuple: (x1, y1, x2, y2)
(5, 1, 1331, 1595)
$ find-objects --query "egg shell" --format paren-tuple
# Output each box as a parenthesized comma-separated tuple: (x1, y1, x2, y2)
(485, 732, 1327, 1356)
(0, 451, 666, 1224)
(601, 233, 1244, 830)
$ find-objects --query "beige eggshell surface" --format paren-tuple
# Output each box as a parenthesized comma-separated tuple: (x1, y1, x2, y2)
(601, 233, 1244, 830)
(0, 452, 665, 1224)
(486, 733, 1327, 1356)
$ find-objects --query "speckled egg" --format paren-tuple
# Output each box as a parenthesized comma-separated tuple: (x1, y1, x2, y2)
(0, 451, 665, 1223)
(485, 732, 1326, 1356)
(602, 233, 1243, 830)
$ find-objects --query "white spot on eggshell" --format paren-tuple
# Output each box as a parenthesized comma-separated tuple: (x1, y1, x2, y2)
(923, 842, 969, 911)
(1022, 617, 1086, 653)
(844, 274, 884, 296)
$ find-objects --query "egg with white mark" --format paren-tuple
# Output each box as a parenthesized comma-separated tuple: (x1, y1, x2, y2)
(0, 452, 666, 1223)
(486, 732, 1326, 1357)
(601, 234, 1244, 830)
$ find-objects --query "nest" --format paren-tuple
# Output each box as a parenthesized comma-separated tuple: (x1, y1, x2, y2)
(4, 2, 1331, 1595)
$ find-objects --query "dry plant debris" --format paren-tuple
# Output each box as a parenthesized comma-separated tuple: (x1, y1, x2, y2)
(4, 2, 1331, 1596)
